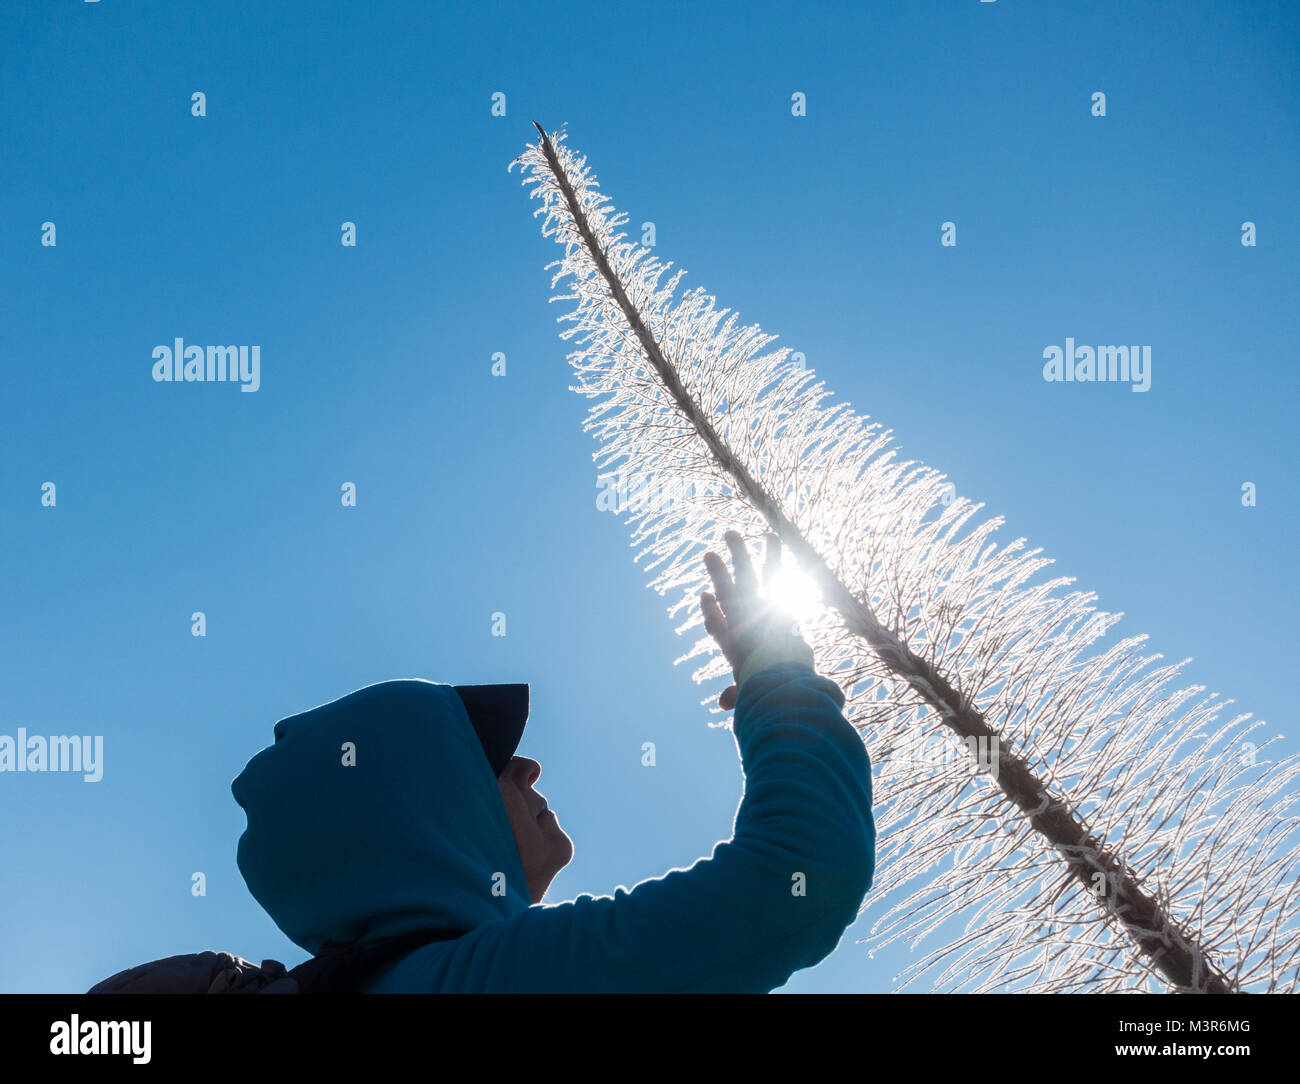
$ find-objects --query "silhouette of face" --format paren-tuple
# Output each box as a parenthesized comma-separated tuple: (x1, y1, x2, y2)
(496, 755, 573, 903)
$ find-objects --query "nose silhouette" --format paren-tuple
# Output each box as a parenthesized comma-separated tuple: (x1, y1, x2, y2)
(501, 755, 541, 788)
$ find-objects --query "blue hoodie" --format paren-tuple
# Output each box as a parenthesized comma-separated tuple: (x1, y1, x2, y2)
(231, 663, 875, 993)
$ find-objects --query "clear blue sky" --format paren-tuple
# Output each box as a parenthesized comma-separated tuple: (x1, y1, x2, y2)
(1, 0, 1297, 993)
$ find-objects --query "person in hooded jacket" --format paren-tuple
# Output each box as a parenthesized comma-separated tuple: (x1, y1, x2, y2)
(231, 531, 875, 993)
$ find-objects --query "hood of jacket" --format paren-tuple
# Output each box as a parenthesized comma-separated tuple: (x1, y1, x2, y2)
(232, 679, 532, 955)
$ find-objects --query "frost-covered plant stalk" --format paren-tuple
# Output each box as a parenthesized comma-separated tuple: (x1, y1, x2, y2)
(510, 123, 1300, 993)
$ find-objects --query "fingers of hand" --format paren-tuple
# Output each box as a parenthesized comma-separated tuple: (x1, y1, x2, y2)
(703, 550, 735, 607)
(700, 592, 728, 640)
(762, 532, 782, 585)
(725, 530, 756, 593)
(702, 592, 746, 673)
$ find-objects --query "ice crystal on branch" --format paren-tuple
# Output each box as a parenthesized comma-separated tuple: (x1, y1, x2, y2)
(510, 123, 1300, 993)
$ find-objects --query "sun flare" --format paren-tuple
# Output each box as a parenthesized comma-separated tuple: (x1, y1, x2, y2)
(764, 562, 824, 623)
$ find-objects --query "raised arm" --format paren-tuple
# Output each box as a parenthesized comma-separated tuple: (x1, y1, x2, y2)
(371, 532, 876, 993)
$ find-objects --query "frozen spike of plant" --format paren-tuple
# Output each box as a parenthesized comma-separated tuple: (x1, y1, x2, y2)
(509, 122, 1300, 993)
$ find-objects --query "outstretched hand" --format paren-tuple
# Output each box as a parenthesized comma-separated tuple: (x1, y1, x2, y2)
(700, 530, 785, 711)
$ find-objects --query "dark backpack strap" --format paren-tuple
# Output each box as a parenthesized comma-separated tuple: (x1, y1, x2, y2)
(283, 928, 468, 994)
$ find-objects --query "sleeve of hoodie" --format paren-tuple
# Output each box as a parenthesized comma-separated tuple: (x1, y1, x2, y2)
(387, 661, 875, 993)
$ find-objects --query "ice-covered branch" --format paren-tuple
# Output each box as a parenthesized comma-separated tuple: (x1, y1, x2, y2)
(509, 122, 1300, 993)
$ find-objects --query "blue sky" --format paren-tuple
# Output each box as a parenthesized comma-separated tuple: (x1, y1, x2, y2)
(1, 0, 1297, 993)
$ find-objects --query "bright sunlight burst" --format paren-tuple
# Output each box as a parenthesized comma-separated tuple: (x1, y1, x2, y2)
(764, 561, 824, 623)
